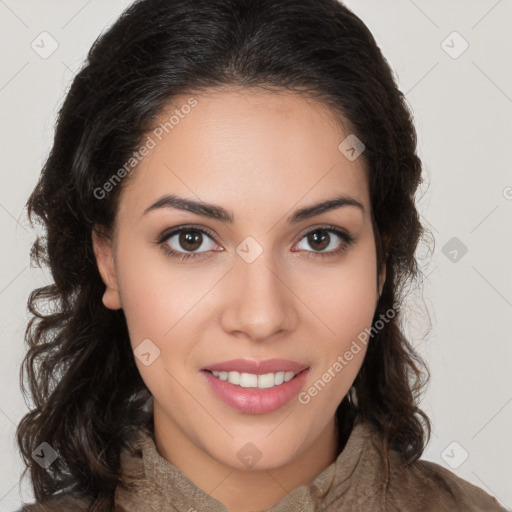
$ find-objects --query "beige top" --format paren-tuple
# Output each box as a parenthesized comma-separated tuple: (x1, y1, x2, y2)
(18, 419, 507, 511)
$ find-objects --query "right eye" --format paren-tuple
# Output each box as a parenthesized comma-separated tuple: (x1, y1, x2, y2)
(157, 226, 221, 261)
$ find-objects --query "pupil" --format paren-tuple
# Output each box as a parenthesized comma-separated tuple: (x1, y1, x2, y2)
(180, 231, 201, 251)
(309, 230, 329, 250)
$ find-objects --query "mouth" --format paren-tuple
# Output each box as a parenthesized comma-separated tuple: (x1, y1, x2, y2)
(203, 368, 307, 389)
(200, 358, 311, 414)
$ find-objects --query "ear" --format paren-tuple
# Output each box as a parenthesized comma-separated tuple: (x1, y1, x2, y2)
(92, 227, 122, 310)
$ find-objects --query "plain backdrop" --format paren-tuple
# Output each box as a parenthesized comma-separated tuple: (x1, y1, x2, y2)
(0, 0, 511, 510)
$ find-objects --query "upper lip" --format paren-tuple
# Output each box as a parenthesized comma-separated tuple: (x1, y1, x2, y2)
(202, 358, 309, 375)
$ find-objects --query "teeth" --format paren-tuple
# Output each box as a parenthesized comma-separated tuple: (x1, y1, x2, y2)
(228, 371, 240, 385)
(284, 371, 296, 382)
(274, 372, 285, 386)
(239, 372, 258, 388)
(210, 370, 298, 388)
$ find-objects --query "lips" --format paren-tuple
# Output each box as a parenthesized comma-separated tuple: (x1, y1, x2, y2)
(201, 358, 309, 375)
(200, 358, 311, 414)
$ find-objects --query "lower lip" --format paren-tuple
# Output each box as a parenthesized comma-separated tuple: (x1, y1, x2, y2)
(201, 369, 310, 414)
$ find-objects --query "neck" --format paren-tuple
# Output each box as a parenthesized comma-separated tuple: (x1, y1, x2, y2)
(153, 405, 341, 512)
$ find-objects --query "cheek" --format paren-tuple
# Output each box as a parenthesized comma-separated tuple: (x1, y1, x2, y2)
(115, 240, 199, 345)
(115, 246, 198, 402)
(114, 239, 222, 399)
(298, 275, 375, 422)
(302, 239, 378, 346)
(298, 238, 377, 404)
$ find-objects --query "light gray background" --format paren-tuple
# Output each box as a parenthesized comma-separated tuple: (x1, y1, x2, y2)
(0, 0, 511, 510)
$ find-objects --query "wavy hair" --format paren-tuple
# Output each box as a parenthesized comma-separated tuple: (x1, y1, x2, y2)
(17, 0, 432, 509)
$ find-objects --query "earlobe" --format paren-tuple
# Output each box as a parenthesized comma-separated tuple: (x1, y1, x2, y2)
(92, 227, 122, 310)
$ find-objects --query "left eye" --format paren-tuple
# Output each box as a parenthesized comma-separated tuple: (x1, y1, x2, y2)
(294, 227, 351, 254)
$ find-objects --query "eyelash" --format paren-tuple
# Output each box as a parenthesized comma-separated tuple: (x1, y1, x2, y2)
(155, 224, 355, 262)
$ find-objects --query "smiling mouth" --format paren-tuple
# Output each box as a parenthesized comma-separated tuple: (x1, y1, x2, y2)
(201, 363, 311, 414)
(203, 369, 307, 389)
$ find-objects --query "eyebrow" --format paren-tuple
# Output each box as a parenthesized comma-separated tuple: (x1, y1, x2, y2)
(142, 194, 364, 224)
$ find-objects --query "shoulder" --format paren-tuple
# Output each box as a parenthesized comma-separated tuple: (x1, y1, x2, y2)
(385, 449, 507, 512)
(15, 493, 91, 512)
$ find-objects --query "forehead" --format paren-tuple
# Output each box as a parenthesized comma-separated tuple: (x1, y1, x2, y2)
(117, 87, 370, 221)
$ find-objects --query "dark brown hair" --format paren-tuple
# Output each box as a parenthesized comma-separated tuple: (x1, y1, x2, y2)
(17, 0, 432, 509)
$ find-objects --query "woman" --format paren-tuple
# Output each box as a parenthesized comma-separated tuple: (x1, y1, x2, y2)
(15, 0, 506, 511)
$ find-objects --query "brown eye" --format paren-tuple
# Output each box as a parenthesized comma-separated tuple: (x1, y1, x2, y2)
(159, 227, 218, 257)
(306, 229, 330, 251)
(293, 226, 355, 259)
(178, 230, 203, 251)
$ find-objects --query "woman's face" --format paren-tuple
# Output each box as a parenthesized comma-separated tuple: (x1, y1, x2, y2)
(94, 87, 384, 470)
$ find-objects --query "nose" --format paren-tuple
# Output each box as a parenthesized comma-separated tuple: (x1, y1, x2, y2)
(220, 248, 297, 342)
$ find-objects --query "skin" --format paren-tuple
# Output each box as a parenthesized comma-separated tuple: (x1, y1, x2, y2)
(93, 86, 385, 512)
